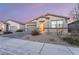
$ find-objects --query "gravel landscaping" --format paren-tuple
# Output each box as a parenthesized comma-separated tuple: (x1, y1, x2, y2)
(22, 33, 70, 46)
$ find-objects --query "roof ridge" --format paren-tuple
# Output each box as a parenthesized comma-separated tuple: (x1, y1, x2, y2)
(44, 13, 69, 19)
(6, 19, 25, 25)
(25, 13, 70, 24)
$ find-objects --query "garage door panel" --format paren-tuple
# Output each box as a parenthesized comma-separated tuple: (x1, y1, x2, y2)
(27, 25, 36, 33)
(10, 26, 17, 32)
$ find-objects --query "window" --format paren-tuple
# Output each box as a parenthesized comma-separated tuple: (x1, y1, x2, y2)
(57, 21, 63, 28)
(51, 20, 64, 28)
(51, 21, 56, 28)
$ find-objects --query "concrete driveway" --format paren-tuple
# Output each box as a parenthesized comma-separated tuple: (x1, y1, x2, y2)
(0, 37, 79, 55)
(1, 32, 29, 39)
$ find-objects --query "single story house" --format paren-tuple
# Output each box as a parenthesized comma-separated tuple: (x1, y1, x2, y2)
(68, 20, 79, 32)
(5, 19, 25, 32)
(0, 21, 8, 32)
(25, 13, 69, 34)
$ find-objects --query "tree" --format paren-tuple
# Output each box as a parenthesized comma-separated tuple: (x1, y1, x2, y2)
(69, 4, 79, 21)
(69, 4, 79, 32)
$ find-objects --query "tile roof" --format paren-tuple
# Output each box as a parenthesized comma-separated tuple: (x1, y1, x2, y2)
(25, 13, 70, 24)
(0, 20, 7, 24)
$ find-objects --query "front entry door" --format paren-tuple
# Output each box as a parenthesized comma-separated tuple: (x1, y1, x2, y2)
(39, 21, 45, 32)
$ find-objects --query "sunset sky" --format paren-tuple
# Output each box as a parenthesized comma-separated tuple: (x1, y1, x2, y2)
(0, 3, 77, 23)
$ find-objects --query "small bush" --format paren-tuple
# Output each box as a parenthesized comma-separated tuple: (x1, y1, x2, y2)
(49, 39, 54, 41)
(16, 29, 24, 32)
(3, 31, 13, 34)
(71, 32, 79, 37)
(63, 37, 73, 44)
(31, 29, 40, 36)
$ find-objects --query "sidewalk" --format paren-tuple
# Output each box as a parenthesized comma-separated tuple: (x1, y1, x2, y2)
(0, 37, 79, 55)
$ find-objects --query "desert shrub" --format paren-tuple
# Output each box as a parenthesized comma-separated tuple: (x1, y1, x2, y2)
(71, 32, 79, 36)
(3, 31, 13, 34)
(16, 29, 24, 32)
(49, 39, 55, 41)
(31, 29, 40, 36)
(63, 36, 79, 46)
(63, 37, 73, 44)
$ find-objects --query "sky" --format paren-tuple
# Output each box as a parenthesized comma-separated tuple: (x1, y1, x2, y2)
(0, 3, 77, 23)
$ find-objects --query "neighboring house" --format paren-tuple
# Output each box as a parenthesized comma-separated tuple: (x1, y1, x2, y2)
(6, 19, 25, 32)
(68, 20, 79, 32)
(25, 13, 69, 34)
(0, 21, 8, 32)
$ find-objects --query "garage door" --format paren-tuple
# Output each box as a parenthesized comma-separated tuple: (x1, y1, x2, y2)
(10, 26, 17, 32)
(27, 25, 36, 33)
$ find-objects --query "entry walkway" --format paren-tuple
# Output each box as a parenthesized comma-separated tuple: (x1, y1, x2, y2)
(0, 37, 79, 55)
